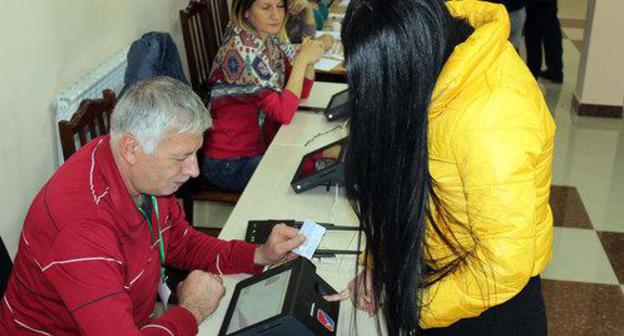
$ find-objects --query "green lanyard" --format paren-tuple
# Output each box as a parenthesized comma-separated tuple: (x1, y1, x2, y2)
(137, 195, 166, 279)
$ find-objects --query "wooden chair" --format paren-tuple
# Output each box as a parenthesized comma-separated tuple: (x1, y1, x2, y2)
(180, 0, 224, 100)
(206, 0, 230, 45)
(177, 175, 241, 226)
(179, 0, 240, 227)
(58, 90, 116, 160)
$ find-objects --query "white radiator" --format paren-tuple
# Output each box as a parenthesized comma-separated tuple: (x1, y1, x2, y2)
(53, 47, 129, 165)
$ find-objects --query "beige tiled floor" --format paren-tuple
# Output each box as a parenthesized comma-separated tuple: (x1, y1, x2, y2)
(561, 27, 584, 40)
(543, 227, 619, 285)
(535, 0, 624, 333)
(542, 279, 624, 336)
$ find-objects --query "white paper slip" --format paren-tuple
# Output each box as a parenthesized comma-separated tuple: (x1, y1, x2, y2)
(292, 219, 326, 260)
(315, 58, 342, 71)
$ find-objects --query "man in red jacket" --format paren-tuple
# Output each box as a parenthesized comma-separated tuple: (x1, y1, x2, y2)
(0, 77, 304, 335)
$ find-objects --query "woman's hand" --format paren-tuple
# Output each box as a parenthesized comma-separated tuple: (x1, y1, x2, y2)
(294, 38, 325, 66)
(318, 34, 334, 51)
(324, 269, 379, 315)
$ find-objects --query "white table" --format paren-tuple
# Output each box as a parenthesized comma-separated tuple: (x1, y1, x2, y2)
(272, 112, 347, 147)
(299, 81, 348, 111)
(197, 82, 388, 335)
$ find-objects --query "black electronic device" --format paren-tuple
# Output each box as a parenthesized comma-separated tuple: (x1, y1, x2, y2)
(218, 258, 340, 336)
(324, 89, 350, 121)
(291, 137, 348, 193)
(245, 220, 361, 257)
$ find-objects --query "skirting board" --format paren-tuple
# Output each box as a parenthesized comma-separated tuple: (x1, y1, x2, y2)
(572, 94, 623, 119)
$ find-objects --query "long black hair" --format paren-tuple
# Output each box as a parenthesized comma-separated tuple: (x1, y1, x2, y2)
(341, 0, 475, 334)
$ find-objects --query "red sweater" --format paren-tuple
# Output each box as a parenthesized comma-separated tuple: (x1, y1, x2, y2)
(204, 74, 314, 159)
(0, 136, 263, 335)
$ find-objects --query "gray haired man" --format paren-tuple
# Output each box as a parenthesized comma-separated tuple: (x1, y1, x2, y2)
(1, 77, 304, 335)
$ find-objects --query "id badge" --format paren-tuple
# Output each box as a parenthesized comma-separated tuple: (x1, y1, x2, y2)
(158, 276, 171, 308)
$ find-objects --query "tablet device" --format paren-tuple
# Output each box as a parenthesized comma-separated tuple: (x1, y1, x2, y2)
(290, 137, 348, 193)
(219, 258, 339, 336)
(324, 89, 350, 121)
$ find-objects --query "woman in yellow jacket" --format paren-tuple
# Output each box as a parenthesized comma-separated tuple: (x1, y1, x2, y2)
(325, 0, 555, 335)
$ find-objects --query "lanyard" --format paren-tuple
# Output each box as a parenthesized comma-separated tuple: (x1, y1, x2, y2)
(137, 195, 166, 279)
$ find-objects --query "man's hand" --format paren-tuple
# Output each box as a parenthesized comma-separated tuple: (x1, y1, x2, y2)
(177, 270, 225, 323)
(324, 269, 379, 316)
(254, 223, 306, 265)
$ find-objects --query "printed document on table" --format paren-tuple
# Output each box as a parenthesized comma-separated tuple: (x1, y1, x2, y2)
(314, 59, 342, 71)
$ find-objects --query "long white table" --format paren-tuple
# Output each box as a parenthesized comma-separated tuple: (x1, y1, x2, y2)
(299, 82, 348, 111)
(197, 82, 387, 335)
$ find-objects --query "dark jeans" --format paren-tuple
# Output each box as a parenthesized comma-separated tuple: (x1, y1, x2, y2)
(421, 276, 547, 336)
(525, 2, 563, 78)
(202, 156, 262, 192)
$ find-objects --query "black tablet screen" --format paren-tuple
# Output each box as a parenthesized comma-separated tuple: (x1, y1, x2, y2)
(226, 269, 293, 334)
(294, 142, 343, 180)
(328, 90, 348, 110)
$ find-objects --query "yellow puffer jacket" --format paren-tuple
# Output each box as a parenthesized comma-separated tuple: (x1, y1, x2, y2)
(421, 0, 556, 328)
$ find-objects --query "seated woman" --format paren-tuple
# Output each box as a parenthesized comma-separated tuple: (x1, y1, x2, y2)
(326, 0, 555, 335)
(203, 0, 329, 192)
(286, 0, 329, 43)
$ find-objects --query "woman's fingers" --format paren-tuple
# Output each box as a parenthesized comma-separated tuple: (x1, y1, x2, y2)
(323, 288, 351, 302)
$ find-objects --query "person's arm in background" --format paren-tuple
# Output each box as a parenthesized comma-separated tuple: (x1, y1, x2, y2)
(256, 39, 325, 124)
(165, 197, 263, 275)
(313, 1, 329, 30)
(165, 195, 305, 273)
(299, 34, 333, 99)
(290, 0, 317, 39)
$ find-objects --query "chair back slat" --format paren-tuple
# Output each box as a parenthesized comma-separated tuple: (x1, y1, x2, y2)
(58, 89, 116, 160)
(213, 0, 230, 44)
(180, 0, 229, 98)
(78, 126, 89, 145)
(96, 114, 107, 136)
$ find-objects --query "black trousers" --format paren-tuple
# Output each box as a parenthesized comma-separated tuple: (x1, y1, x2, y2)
(420, 276, 547, 336)
(524, 2, 563, 78)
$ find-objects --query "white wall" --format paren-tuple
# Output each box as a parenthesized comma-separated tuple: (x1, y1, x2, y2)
(0, 0, 189, 257)
(576, 0, 624, 107)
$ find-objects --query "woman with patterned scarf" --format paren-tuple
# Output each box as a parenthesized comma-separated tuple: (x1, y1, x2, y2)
(202, 0, 329, 192)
